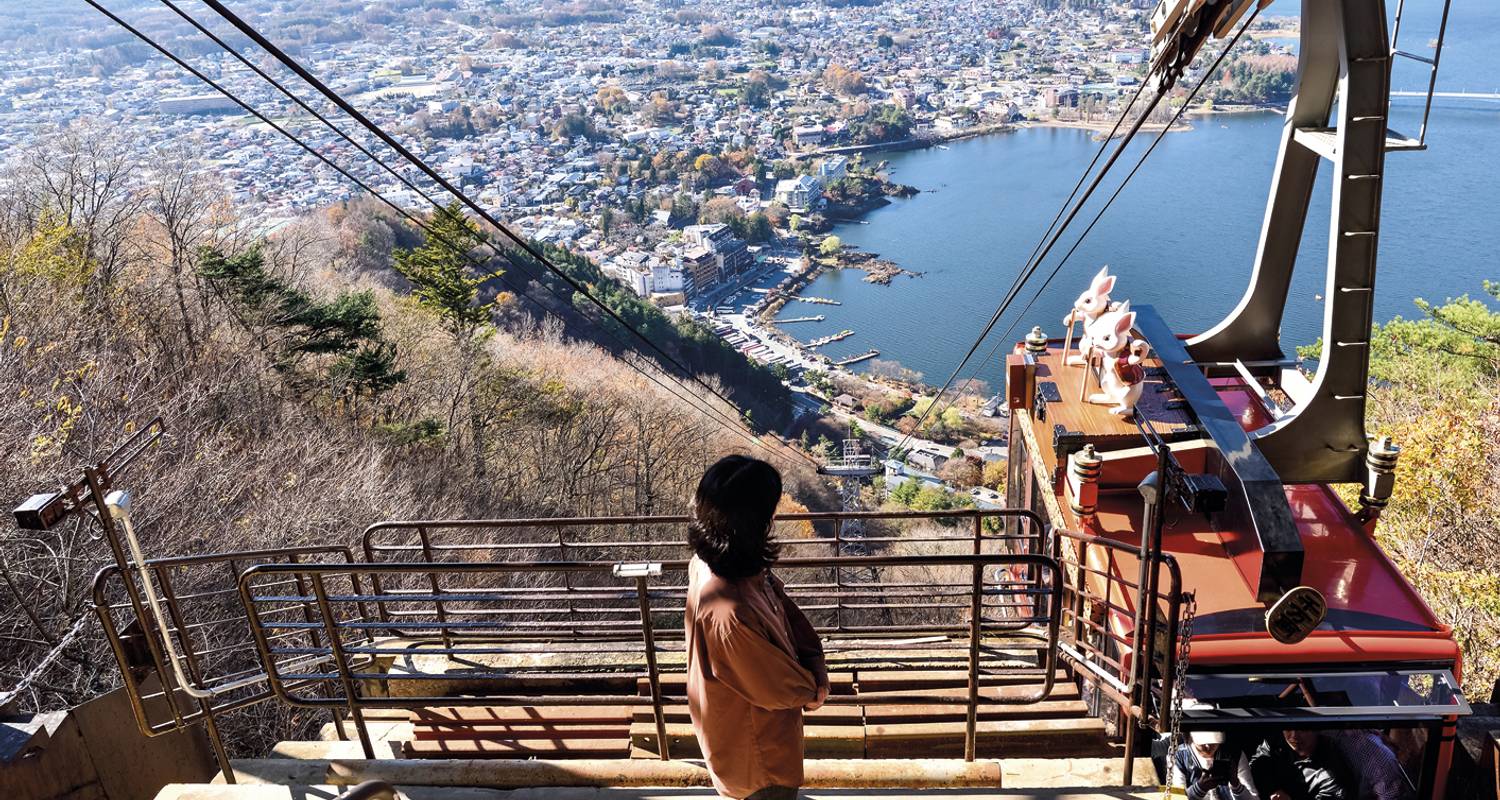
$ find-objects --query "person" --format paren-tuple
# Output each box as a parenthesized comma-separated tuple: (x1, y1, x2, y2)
(1251, 729, 1354, 800)
(1170, 730, 1258, 800)
(684, 455, 830, 800)
(1331, 730, 1415, 800)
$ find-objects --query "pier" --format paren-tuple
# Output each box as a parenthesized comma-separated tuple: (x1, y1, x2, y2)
(775, 315, 826, 323)
(834, 349, 880, 366)
(792, 295, 842, 305)
(807, 329, 854, 348)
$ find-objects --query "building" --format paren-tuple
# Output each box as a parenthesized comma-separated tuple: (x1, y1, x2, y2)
(683, 223, 753, 277)
(908, 449, 949, 472)
(774, 175, 823, 212)
(817, 155, 849, 181)
(681, 245, 720, 297)
(792, 125, 825, 148)
(157, 94, 239, 115)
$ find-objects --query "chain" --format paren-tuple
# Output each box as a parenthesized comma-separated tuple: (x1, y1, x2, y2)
(1161, 592, 1197, 799)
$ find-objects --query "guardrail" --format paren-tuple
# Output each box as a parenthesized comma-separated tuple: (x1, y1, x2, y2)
(357, 509, 1049, 643)
(239, 549, 1062, 762)
(1053, 528, 1183, 749)
(90, 545, 371, 778)
(89, 507, 1186, 778)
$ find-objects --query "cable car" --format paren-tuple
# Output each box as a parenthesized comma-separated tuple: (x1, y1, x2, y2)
(1003, 0, 1468, 797)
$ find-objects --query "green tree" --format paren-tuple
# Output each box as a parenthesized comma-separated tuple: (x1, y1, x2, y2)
(819, 235, 843, 256)
(877, 33, 894, 49)
(1299, 284, 1500, 694)
(197, 246, 404, 404)
(393, 202, 498, 476)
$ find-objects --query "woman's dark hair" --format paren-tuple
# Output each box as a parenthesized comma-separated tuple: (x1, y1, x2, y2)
(688, 455, 783, 579)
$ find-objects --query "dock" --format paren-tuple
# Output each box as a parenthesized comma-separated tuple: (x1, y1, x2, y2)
(834, 349, 880, 366)
(776, 315, 826, 324)
(793, 295, 842, 306)
(808, 330, 855, 348)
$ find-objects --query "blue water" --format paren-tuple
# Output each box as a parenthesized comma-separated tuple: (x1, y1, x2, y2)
(800, 1, 1500, 383)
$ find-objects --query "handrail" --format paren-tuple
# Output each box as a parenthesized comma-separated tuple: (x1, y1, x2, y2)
(237, 550, 1064, 762)
(89, 505, 1185, 775)
(90, 539, 364, 777)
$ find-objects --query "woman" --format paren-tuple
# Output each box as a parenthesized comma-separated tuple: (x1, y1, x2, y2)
(684, 455, 830, 799)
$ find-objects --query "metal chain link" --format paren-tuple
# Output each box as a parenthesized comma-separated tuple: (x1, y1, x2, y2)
(1161, 592, 1197, 799)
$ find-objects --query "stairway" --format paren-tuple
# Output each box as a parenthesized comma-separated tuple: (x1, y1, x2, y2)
(344, 668, 1107, 762)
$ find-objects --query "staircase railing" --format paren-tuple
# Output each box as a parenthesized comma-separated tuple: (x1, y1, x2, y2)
(237, 547, 1063, 762)
(89, 507, 1184, 778)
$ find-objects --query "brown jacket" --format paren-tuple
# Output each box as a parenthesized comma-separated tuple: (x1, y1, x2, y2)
(685, 556, 828, 798)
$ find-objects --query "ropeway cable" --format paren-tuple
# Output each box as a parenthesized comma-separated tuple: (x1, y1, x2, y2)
(83, 0, 815, 468)
(195, 0, 803, 461)
(896, 5, 1263, 455)
(888, 80, 1153, 447)
(918, 5, 1266, 433)
(892, 83, 1172, 454)
(147, 0, 814, 467)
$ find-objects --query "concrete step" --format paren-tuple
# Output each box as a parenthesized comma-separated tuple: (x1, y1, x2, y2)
(410, 707, 632, 724)
(629, 704, 864, 725)
(216, 757, 1153, 790)
(623, 699, 1086, 726)
(857, 682, 1078, 700)
(412, 724, 630, 742)
(638, 672, 857, 696)
(852, 670, 1067, 692)
(860, 699, 1089, 724)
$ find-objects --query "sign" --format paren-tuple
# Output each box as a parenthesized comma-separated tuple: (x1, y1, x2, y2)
(1265, 586, 1328, 644)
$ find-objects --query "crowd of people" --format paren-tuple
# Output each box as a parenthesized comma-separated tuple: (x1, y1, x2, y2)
(1171, 727, 1422, 800)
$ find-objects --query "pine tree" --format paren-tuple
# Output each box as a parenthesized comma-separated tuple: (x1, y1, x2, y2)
(392, 202, 498, 478)
(197, 245, 404, 403)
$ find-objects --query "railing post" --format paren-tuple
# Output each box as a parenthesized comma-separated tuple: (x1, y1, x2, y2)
(290, 553, 348, 742)
(310, 573, 375, 759)
(84, 467, 188, 727)
(415, 526, 452, 648)
(620, 564, 670, 761)
(965, 513, 983, 762)
(155, 566, 236, 784)
(1124, 458, 1166, 786)
(833, 517, 845, 632)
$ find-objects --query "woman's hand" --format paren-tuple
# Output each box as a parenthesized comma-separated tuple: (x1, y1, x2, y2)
(805, 681, 829, 711)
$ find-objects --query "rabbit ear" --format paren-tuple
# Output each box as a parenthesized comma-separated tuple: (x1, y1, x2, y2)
(1115, 299, 1131, 315)
(1115, 311, 1136, 336)
(1089, 267, 1112, 295)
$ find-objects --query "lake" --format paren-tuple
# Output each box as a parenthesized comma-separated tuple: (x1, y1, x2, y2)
(797, 1, 1500, 384)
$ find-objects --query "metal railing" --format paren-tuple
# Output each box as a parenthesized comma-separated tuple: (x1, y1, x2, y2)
(91, 545, 371, 774)
(238, 548, 1063, 762)
(1052, 528, 1183, 729)
(357, 509, 1049, 642)
(87, 506, 1187, 776)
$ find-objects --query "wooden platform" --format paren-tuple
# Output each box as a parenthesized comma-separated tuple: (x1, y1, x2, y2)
(1024, 345, 1196, 476)
(379, 669, 1106, 762)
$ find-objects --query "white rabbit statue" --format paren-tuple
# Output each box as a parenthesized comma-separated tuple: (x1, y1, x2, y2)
(1087, 304, 1150, 416)
(1064, 266, 1117, 366)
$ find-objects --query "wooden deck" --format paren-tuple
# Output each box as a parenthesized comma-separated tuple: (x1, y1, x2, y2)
(1023, 345, 1197, 477)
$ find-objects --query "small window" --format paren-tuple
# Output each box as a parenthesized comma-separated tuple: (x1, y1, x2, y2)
(1182, 669, 1469, 725)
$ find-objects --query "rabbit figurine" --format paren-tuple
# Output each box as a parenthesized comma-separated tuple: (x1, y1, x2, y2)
(1065, 266, 1117, 366)
(1087, 305, 1149, 416)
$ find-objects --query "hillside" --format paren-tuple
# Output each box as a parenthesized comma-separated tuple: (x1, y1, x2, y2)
(0, 129, 829, 740)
